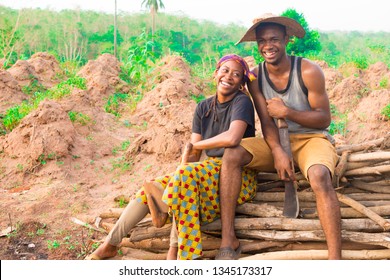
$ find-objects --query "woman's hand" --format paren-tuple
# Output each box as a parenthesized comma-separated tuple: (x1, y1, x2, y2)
(181, 143, 194, 164)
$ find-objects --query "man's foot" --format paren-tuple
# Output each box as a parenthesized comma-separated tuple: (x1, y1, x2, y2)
(215, 243, 242, 260)
(143, 182, 168, 228)
(84, 241, 118, 260)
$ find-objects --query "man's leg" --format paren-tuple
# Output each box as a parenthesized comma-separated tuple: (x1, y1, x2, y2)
(219, 145, 253, 251)
(307, 164, 342, 260)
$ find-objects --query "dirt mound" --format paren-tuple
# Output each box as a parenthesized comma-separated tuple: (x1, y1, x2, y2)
(0, 69, 27, 114)
(361, 62, 390, 90)
(1, 100, 76, 169)
(127, 55, 198, 162)
(346, 89, 390, 143)
(7, 60, 40, 87)
(328, 76, 368, 114)
(26, 52, 63, 88)
(77, 53, 129, 104)
(317, 61, 344, 93)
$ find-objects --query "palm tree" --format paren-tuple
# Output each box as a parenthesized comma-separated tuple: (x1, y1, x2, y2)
(114, 0, 117, 57)
(141, 0, 165, 37)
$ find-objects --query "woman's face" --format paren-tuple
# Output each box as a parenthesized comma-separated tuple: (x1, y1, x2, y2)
(215, 60, 244, 98)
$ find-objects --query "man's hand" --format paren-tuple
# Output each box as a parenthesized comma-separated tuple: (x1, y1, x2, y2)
(272, 147, 295, 181)
(266, 97, 288, 119)
(180, 143, 193, 164)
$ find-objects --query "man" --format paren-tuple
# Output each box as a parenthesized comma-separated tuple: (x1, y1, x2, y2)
(216, 13, 341, 260)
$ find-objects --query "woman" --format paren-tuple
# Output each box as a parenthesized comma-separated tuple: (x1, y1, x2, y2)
(85, 54, 257, 260)
(161, 54, 258, 260)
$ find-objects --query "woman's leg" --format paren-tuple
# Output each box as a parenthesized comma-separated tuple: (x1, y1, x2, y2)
(166, 218, 178, 260)
(86, 198, 149, 260)
(143, 181, 168, 228)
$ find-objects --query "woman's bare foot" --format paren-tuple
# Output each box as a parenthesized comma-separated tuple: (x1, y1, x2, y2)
(85, 239, 118, 260)
(143, 182, 168, 228)
(166, 246, 178, 260)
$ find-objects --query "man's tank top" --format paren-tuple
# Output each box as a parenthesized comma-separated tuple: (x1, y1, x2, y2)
(258, 56, 331, 138)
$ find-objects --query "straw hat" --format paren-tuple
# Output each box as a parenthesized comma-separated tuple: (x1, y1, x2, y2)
(236, 13, 306, 44)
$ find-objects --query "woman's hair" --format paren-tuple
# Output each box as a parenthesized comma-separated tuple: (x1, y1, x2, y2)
(216, 54, 256, 83)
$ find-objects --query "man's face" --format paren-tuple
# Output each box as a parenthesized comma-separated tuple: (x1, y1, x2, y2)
(255, 24, 289, 65)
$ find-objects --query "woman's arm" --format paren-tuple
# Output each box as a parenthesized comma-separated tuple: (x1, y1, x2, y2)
(192, 120, 248, 151)
(181, 133, 202, 164)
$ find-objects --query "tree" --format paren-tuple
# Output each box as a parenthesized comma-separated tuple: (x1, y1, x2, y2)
(141, 0, 165, 38)
(281, 9, 321, 57)
(0, 10, 21, 66)
(114, 0, 117, 57)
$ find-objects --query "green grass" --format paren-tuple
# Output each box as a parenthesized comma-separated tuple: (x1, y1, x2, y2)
(68, 111, 92, 126)
(2, 76, 87, 132)
(381, 104, 390, 120)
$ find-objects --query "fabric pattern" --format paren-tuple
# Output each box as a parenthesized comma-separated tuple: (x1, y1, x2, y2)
(162, 157, 257, 260)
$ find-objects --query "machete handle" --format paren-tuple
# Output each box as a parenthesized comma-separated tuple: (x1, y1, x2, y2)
(277, 118, 288, 129)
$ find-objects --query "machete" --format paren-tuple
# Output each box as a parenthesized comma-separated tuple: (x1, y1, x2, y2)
(277, 118, 299, 218)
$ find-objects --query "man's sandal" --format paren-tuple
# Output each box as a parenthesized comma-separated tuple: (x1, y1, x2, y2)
(215, 243, 242, 260)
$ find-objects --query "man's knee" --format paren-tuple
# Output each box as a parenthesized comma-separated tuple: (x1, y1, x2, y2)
(308, 165, 333, 192)
(223, 145, 252, 167)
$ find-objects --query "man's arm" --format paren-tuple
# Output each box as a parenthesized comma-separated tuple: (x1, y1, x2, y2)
(266, 59, 331, 129)
(248, 68, 294, 181)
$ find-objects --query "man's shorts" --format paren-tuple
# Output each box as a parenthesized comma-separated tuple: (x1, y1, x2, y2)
(240, 133, 339, 180)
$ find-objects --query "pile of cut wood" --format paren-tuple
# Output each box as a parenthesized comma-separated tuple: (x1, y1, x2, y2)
(85, 135, 390, 260)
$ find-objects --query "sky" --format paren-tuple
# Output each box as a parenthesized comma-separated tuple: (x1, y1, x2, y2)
(0, 0, 389, 32)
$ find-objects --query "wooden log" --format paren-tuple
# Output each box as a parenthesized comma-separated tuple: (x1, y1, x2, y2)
(235, 230, 390, 248)
(336, 137, 387, 154)
(275, 241, 386, 251)
(302, 205, 390, 219)
(100, 222, 115, 233)
(344, 165, 390, 176)
(255, 191, 390, 202)
(261, 201, 318, 208)
(129, 223, 171, 242)
(241, 240, 289, 253)
(351, 180, 390, 194)
(235, 203, 283, 217)
(346, 161, 383, 171)
(99, 208, 124, 219)
(69, 217, 106, 233)
(201, 217, 389, 233)
(333, 151, 349, 187)
(121, 237, 171, 250)
(254, 192, 316, 202)
(120, 247, 167, 260)
(237, 202, 390, 219)
(240, 249, 390, 260)
(348, 151, 390, 162)
(336, 192, 390, 231)
(257, 172, 305, 181)
(257, 181, 284, 192)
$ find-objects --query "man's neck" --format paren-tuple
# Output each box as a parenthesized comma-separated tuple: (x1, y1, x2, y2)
(265, 54, 291, 76)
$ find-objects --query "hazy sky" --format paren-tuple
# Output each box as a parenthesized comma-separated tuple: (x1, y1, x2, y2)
(1, 0, 389, 32)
